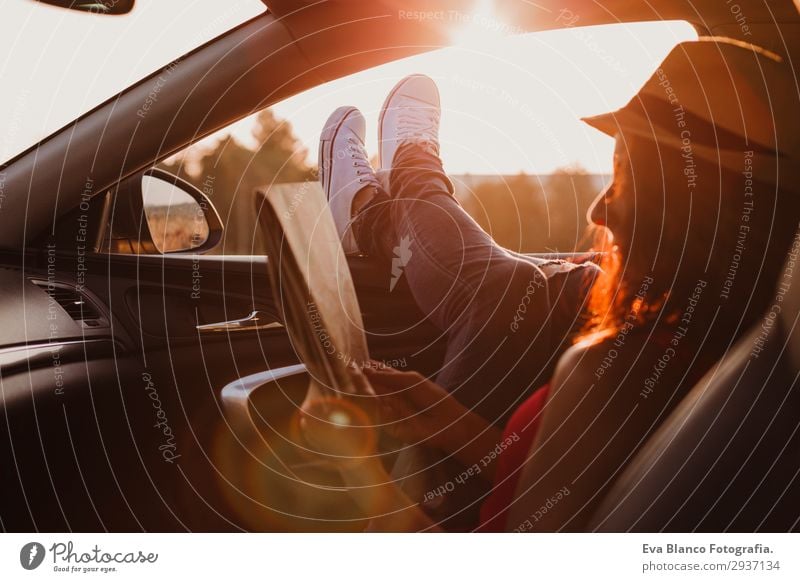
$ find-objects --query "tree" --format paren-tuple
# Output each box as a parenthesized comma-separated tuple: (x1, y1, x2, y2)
(465, 173, 546, 252)
(542, 167, 600, 252)
(460, 167, 601, 254)
(161, 108, 314, 254)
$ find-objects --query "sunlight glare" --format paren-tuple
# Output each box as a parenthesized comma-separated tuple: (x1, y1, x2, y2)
(449, 0, 515, 49)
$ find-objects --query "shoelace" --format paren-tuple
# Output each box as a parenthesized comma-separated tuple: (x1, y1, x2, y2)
(396, 107, 440, 155)
(346, 137, 380, 188)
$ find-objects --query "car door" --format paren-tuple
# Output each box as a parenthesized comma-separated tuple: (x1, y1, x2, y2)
(0, 169, 447, 533)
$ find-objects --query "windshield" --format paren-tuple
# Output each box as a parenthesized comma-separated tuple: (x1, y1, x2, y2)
(0, 0, 266, 163)
(193, 19, 696, 175)
(161, 19, 697, 257)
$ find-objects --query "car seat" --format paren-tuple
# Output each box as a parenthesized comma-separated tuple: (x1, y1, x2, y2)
(590, 241, 800, 531)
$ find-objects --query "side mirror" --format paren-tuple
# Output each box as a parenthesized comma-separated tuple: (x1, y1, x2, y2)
(141, 169, 222, 253)
(104, 168, 223, 255)
(33, 0, 135, 15)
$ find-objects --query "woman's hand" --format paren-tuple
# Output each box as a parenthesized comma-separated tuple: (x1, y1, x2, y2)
(297, 365, 441, 531)
(363, 363, 490, 454)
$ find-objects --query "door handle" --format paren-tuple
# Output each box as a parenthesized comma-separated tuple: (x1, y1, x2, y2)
(196, 310, 283, 333)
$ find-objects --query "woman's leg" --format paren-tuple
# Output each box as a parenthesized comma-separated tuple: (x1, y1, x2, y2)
(354, 145, 600, 529)
(356, 144, 565, 425)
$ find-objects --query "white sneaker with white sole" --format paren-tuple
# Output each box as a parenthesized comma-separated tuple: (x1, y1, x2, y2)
(319, 106, 379, 254)
(378, 74, 441, 171)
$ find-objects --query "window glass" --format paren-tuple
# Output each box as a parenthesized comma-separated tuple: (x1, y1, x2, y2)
(0, 0, 265, 163)
(160, 20, 697, 254)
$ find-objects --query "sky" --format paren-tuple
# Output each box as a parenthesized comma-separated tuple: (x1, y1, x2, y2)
(0, 0, 696, 175)
(267, 18, 697, 174)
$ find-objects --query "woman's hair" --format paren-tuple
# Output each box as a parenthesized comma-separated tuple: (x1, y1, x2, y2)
(582, 133, 799, 343)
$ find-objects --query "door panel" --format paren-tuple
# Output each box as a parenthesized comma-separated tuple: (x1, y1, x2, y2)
(12, 244, 590, 532)
(1, 240, 581, 531)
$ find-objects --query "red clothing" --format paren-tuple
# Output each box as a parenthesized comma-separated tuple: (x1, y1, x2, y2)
(478, 384, 550, 531)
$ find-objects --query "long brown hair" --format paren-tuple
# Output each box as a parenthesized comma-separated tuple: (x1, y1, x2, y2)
(581, 134, 798, 344)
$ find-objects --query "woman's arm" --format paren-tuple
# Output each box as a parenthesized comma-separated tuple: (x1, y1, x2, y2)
(364, 365, 504, 481)
(301, 365, 507, 530)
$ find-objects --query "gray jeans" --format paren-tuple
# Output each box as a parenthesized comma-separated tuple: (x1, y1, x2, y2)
(355, 145, 598, 528)
(357, 145, 598, 425)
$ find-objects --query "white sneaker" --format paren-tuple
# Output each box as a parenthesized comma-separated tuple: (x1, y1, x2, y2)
(378, 74, 441, 171)
(319, 106, 379, 254)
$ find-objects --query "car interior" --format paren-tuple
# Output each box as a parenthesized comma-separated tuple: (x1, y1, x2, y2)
(1, 0, 799, 532)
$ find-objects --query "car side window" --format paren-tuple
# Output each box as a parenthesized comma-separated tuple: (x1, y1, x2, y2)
(160, 109, 315, 255)
(160, 20, 695, 255)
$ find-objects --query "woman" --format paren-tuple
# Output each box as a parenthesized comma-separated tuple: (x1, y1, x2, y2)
(305, 38, 800, 531)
